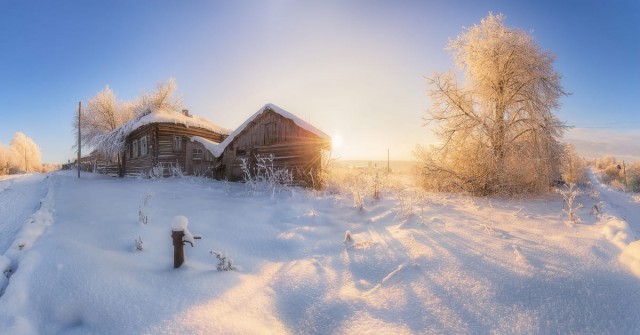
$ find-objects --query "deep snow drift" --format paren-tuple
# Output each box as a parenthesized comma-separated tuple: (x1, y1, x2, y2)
(0, 170, 639, 334)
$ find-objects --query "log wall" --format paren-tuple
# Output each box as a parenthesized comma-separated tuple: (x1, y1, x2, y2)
(123, 123, 226, 177)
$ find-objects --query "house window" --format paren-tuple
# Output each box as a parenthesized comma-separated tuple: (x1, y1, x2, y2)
(173, 135, 182, 151)
(193, 148, 202, 160)
(133, 140, 138, 158)
(140, 136, 148, 156)
(126, 144, 132, 159)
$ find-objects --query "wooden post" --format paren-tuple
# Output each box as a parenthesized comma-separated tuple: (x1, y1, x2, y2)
(623, 160, 627, 188)
(172, 230, 185, 268)
(77, 101, 81, 178)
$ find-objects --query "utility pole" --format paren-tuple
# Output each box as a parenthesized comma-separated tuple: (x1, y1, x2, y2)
(387, 148, 390, 173)
(78, 101, 81, 178)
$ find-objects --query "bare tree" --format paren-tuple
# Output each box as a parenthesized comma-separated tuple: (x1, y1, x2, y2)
(418, 13, 568, 195)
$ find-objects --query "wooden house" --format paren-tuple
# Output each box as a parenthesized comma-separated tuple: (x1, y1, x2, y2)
(121, 109, 230, 177)
(201, 104, 331, 185)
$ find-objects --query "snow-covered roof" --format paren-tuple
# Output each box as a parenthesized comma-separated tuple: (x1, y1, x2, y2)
(128, 108, 231, 136)
(207, 103, 330, 158)
(92, 107, 231, 159)
(190, 136, 225, 158)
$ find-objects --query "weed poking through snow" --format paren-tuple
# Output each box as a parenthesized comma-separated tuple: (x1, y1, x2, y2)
(343, 230, 354, 247)
(139, 190, 154, 224)
(211, 250, 236, 271)
(135, 237, 143, 252)
(558, 183, 583, 223)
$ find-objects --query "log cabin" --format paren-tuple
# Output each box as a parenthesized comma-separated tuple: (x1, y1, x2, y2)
(195, 103, 332, 185)
(121, 109, 230, 177)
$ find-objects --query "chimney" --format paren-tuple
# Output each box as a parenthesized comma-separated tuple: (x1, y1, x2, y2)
(182, 109, 189, 117)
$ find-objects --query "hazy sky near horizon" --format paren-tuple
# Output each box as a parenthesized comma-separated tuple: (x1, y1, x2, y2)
(1, 0, 638, 163)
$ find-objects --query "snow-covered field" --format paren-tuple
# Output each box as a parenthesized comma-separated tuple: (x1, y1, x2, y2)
(1, 169, 639, 334)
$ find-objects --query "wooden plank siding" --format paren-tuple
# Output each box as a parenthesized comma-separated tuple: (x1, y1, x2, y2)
(123, 123, 227, 177)
(220, 110, 331, 185)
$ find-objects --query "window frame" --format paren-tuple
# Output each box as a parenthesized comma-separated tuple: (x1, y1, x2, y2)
(132, 140, 138, 158)
(192, 148, 202, 161)
(140, 135, 148, 156)
(173, 135, 182, 151)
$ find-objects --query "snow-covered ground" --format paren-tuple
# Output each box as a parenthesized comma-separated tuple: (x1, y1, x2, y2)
(1, 170, 639, 334)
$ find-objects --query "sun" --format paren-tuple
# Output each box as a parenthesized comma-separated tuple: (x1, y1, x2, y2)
(332, 133, 344, 149)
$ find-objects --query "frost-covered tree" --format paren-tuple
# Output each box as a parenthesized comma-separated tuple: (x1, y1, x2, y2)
(91, 79, 183, 160)
(10, 132, 42, 173)
(418, 13, 567, 195)
(135, 78, 183, 116)
(561, 144, 588, 185)
(73, 86, 133, 158)
(0, 143, 14, 175)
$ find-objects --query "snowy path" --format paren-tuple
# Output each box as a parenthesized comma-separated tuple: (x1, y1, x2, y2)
(0, 174, 49, 254)
(588, 168, 640, 238)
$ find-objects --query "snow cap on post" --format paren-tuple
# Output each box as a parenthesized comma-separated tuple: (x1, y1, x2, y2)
(171, 215, 189, 232)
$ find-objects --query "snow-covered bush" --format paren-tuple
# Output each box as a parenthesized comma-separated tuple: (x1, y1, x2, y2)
(595, 155, 617, 170)
(210, 250, 235, 271)
(397, 191, 415, 220)
(628, 176, 640, 193)
(602, 165, 622, 184)
(321, 162, 393, 209)
(146, 162, 184, 179)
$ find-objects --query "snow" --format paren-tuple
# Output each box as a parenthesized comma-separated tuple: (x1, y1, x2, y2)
(131, 108, 231, 137)
(171, 215, 189, 232)
(209, 103, 330, 158)
(0, 169, 639, 334)
(620, 241, 640, 277)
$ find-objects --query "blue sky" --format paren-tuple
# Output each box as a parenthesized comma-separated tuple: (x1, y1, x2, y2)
(1, 0, 638, 163)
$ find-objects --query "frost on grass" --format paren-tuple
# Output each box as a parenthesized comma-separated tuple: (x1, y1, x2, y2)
(558, 183, 583, 224)
(134, 237, 143, 252)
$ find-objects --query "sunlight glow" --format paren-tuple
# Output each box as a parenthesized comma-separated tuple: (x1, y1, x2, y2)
(332, 133, 344, 149)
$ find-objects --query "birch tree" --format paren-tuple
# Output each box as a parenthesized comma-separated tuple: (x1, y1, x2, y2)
(418, 13, 567, 195)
